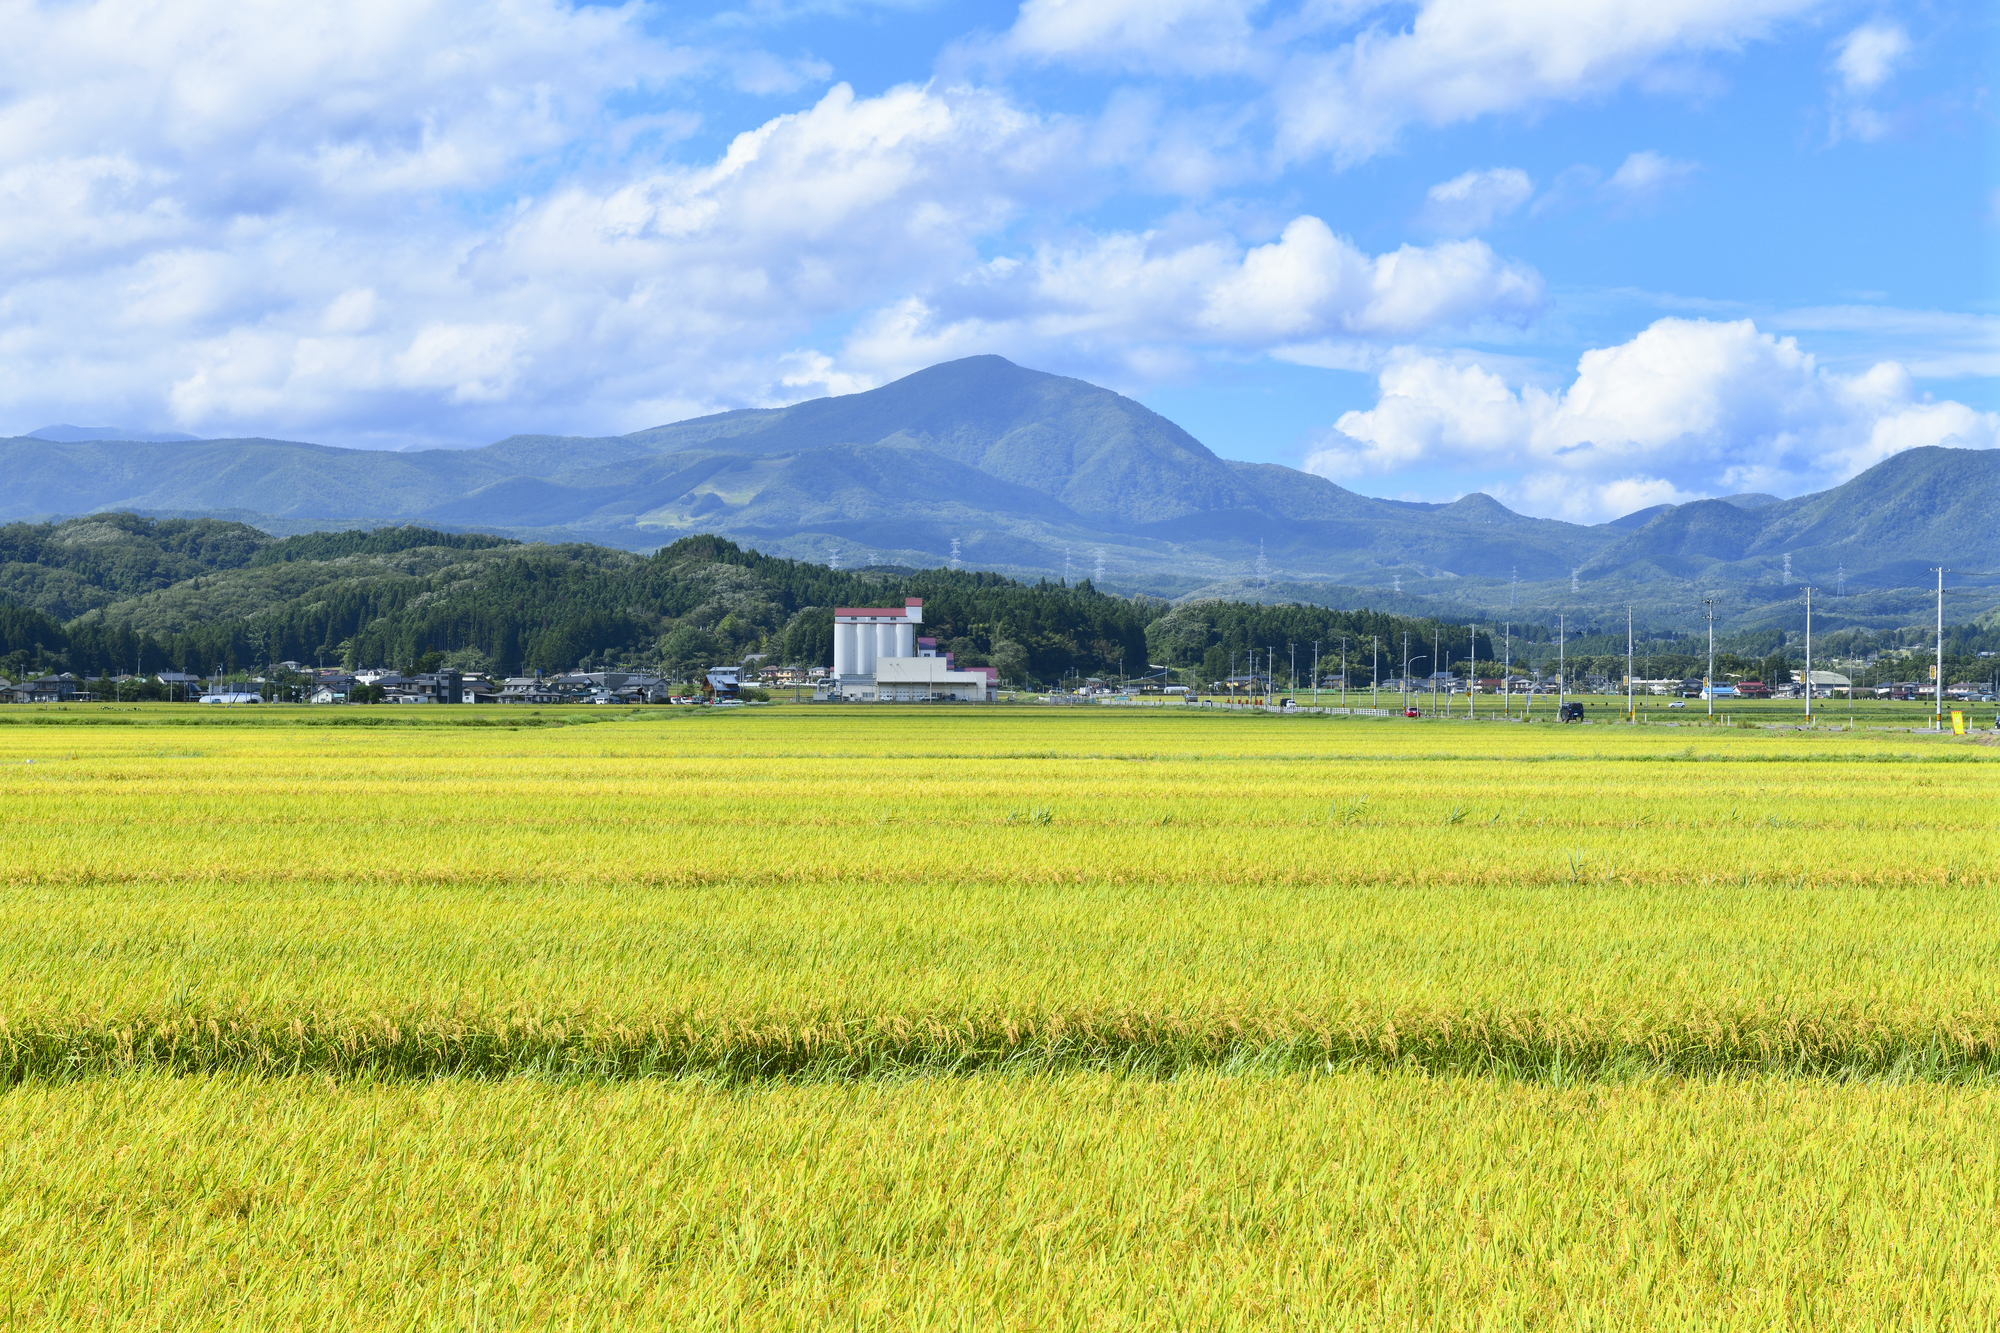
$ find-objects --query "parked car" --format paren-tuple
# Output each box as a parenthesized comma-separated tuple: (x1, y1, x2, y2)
(1403, 707, 1420, 717)
(1560, 702, 1586, 723)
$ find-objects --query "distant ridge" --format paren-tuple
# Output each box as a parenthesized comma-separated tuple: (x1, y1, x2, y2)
(27, 424, 201, 443)
(2, 358, 1994, 625)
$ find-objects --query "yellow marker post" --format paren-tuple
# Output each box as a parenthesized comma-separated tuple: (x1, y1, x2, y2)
(1952, 710, 1966, 736)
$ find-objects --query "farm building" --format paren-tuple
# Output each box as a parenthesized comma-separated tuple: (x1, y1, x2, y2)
(822, 600, 997, 701)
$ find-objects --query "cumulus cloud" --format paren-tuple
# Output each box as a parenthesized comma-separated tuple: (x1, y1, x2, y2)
(0, 0, 1090, 444)
(991, 0, 1822, 166)
(1419, 167, 1533, 234)
(1828, 20, 1913, 141)
(829, 218, 1543, 384)
(0, 1, 1569, 447)
(1304, 318, 2000, 521)
(1835, 20, 1910, 91)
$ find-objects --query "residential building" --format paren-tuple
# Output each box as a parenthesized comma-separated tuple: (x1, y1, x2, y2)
(498, 676, 562, 704)
(10, 674, 83, 702)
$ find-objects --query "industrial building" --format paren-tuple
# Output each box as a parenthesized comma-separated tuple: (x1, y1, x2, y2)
(822, 599, 997, 702)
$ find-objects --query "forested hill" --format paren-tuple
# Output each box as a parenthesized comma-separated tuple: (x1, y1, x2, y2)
(0, 518, 1474, 688)
(21, 515, 1986, 690)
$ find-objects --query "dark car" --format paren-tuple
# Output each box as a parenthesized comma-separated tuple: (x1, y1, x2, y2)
(1559, 702, 1586, 723)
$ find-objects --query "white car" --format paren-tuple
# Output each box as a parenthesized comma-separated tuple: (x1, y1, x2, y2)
(1668, 700, 1687, 709)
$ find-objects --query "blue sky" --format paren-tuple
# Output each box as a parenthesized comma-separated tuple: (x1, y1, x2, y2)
(0, 0, 1993, 521)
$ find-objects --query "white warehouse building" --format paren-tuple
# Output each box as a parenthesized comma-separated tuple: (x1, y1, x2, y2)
(823, 599, 997, 702)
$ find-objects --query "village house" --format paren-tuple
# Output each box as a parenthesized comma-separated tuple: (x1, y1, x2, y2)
(9, 673, 85, 703)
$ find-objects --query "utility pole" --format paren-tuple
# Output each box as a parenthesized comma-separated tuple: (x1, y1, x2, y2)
(1626, 605, 1634, 723)
(1804, 585, 1813, 724)
(1935, 566, 1945, 731)
(1432, 625, 1440, 717)
(1312, 640, 1320, 709)
(1372, 636, 1378, 711)
(1503, 623, 1511, 720)
(1340, 637, 1348, 712)
(1704, 598, 1718, 720)
(1557, 613, 1566, 716)
(1402, 632, 1410, 712)
(1289, 643, 1296, 708)
(1466, 623, 1476, 719)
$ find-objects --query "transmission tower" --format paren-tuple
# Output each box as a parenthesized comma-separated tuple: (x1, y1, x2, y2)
(1093, 549, 1106, 582)
(1783, 552, 1793, 586)
(949, 538, 962, 571)
(1255, 541, 1269, 587)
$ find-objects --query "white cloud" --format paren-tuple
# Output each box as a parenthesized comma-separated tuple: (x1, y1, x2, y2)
(1604, 150, 1699, 200)
(1827, 20, 1913, 142)
(4, 17, 1544, 448)
(1419, 167, 1533, 234)
(1305, 318, 2000, 521)
(1770, 306, 2000, 380)
(1835, 21, 1910, 91)
(0, 8, 1093, 447)
(1001, 0, 1268, 77)
(991, 0, 1822, 166)
(1272, 0, 1819, 164)
(828, 218, 1543, 386)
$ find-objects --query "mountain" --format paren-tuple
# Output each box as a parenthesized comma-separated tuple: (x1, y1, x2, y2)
(27, 424, 200, 443)
(1582, 449, 2000, 590)
(0, 357, 1625, 589)
(2, 357, 1994, 629)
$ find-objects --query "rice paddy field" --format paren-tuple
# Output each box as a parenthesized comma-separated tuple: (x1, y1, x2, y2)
(4, 702, 1999, 1327)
